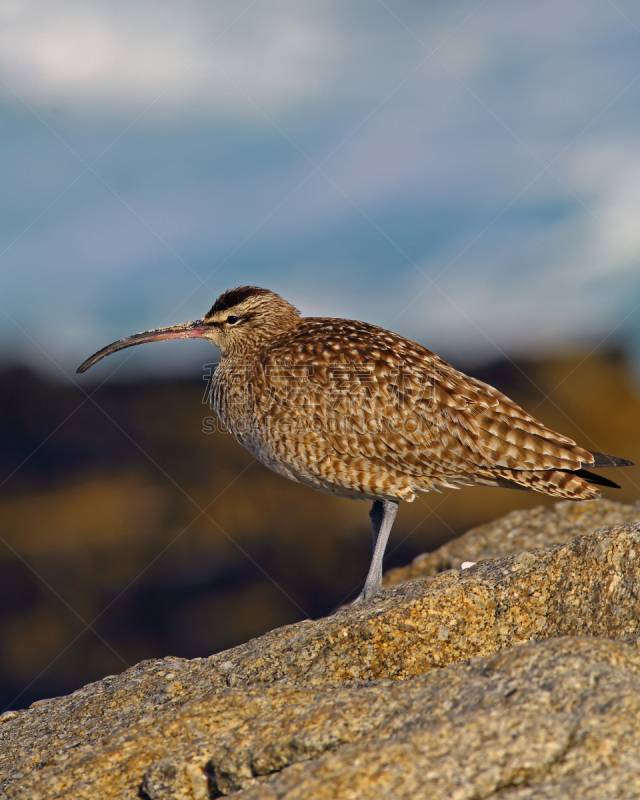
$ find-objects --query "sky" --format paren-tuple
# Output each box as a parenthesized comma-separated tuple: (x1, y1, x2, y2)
(1, 0, 639, 380)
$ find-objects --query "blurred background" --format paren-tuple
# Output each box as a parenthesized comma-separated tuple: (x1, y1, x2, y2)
(1, 0, 640, 711)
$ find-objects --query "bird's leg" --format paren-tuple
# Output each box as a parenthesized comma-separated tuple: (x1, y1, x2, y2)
(353, 499, 399, 603)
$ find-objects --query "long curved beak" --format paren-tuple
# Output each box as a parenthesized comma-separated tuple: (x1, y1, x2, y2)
(76, 320, 209, 374)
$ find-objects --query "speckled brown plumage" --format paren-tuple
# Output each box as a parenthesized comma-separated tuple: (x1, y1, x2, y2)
(78, 286, 633, 601)
(205, 289, 626, 503)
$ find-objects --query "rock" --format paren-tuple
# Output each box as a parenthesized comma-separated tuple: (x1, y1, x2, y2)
(209, 637, 640, 799)
(3, 502, 640, 798)
(385, 498, 640, 586)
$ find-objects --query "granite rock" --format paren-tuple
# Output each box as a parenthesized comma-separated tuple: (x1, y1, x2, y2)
(385, 498, 640, 586)
(2, 501, 640, 799)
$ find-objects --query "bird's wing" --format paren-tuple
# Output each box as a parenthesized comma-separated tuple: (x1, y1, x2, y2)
(257, 321, 594, 480)
(423, 357, 594, 472)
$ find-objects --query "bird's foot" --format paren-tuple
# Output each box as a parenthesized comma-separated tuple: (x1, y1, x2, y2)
(351, 584, 383, 605)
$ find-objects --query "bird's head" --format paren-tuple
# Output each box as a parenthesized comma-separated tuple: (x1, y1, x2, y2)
(76, 286, 300, 373)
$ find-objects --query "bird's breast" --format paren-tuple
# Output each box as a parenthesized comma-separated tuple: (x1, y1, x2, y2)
(210, 363, 301, 479)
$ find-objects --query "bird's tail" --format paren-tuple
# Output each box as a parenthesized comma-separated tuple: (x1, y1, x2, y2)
(484, 468, 602, 500)
(587, 451, 634, 468)
(477, 450, 633, 500)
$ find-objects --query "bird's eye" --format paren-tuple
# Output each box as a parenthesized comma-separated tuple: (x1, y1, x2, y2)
(226, 315, 241, 325)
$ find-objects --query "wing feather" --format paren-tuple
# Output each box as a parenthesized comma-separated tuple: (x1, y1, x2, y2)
(255, 321, 596, 492)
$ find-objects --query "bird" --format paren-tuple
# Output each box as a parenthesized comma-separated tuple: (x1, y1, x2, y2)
(77, 286, 634, 603)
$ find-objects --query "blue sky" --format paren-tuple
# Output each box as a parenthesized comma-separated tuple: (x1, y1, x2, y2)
(1, 0, 639, 380)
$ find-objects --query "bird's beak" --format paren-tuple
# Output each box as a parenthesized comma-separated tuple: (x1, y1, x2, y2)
(76, 320, 209, 374)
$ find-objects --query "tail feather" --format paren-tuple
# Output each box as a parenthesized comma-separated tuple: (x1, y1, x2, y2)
(478, 452, 632, 499)
(481, 467, 601, 500)
(570, 468, 621, 489)
(587, 451, 634, 468)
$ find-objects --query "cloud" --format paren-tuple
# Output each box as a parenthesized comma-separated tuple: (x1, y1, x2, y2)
(1, 0, 639, 379)
(0, 1, 417, 120)
(396, 138, 640, 365)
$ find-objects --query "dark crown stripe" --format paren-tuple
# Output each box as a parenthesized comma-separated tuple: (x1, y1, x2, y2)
(206, 286, 272, 318)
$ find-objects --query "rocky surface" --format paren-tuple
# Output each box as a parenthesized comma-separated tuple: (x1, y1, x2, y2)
(384, 497, 640, 586)
(3, 500, 640, 798)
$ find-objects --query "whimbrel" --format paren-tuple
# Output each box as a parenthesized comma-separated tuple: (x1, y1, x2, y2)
(78, 286, 633, 602)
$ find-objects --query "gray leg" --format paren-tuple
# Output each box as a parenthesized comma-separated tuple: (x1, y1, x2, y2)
(353, 499, 399, 603)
